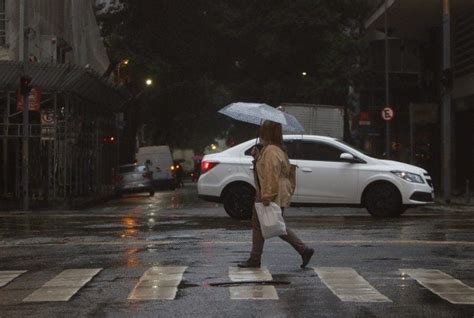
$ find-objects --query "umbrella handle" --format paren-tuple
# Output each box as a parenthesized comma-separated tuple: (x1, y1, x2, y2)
(255, 119, 262, 146)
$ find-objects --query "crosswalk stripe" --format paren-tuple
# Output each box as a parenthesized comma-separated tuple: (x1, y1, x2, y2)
(0, 270, 27, 288)
(401, 268, 474, 304)
(314, 267, 391, 302)
(23, 268, 102, 302)
(128, 266, 187, 300)
(228, 267, 278, 300)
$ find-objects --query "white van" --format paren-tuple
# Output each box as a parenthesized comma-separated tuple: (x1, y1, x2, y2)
(136, 146, 175, 189)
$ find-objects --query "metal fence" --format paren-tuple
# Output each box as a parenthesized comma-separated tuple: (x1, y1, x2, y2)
(1, 90, 119, 204)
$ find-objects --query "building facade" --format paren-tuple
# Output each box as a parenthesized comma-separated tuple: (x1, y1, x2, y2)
(0, 0, 125, 207)
(362, 0, 474, 193)
(0, 0, 109, 72)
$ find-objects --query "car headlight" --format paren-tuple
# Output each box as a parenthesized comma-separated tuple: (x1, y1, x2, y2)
(391, 171, 425, 184)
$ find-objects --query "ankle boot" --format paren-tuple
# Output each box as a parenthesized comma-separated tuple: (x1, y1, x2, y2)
(300, 248, 314, 268)
(237, 259, 261, 268)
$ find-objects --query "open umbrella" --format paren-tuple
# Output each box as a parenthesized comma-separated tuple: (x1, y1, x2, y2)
(218, 102, 287, 126)
(218, 102, 304, 133)
(276, 106, 305, 133)
(280, 112, 305, 133)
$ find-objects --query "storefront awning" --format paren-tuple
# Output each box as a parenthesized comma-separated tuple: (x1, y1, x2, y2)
(0, 61, 129, 110)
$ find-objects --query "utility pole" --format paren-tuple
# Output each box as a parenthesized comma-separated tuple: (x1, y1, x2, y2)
(20, 0, 29, 210)
(384, 0, 391, 159)
(21, 76, 31, 211)
(441, 0, 452, 203)
(19, 0, 25, 61)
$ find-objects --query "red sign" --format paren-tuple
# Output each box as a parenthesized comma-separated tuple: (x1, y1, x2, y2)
(359, 111, 371, 126)
(17, 87, 42, 112)
(381, 107, 394, 121)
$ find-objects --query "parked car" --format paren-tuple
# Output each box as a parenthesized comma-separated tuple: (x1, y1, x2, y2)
(136, 146, 175, 189)
(198, 135, 434, 219)
(114, 164, 155, 197)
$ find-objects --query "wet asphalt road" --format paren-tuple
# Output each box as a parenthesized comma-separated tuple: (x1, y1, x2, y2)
(0, 183, 473, 317)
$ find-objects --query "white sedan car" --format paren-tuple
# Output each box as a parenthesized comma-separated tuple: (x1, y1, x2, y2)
(198, 135, 434, 219)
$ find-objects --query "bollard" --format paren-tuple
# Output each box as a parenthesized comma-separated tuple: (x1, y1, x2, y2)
(466, 179, 471, 204)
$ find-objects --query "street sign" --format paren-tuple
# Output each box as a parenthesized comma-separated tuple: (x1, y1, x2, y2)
(41, 110, 55, 141)
(359, 111, 371, 126)
(41, 110, 55, 125)
(381, 107, 394, 121)
(17, 87, 42, 112)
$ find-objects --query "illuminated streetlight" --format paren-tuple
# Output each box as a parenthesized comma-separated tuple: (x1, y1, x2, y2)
(145, 79, 153, 86)
(117, 58, 130, 84)
(302, 72, 307, 76)
(211, 144, 217, 150)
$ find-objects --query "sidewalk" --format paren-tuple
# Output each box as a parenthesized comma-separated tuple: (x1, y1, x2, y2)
(422, 194, 474, 213)
(435, 194, 474, 206)
(0, 193, 114, 212)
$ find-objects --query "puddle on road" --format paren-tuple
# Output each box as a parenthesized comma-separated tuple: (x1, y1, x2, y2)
(146, 234, 200, 241)
(156, 220, 188, 225)
(84, 224, 125, 229)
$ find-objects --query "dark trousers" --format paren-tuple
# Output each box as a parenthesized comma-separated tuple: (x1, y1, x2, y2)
(250, 206, 307, 261)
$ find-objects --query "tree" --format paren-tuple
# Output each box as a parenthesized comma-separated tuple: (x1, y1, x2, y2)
(96, 0, 370, 149)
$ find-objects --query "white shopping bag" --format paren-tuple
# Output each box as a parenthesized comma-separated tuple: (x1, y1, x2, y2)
(255, 202, 287, 239)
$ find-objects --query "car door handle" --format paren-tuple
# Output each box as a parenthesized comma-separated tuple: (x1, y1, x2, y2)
(301, 168, 312, 173)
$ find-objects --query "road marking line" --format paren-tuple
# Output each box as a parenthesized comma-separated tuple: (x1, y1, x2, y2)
(23, 268, 102, 302)
(401, 268, 474, 304)
(0, 270, 27, 288)
(314, 267, 391, 302)
(128, 266, 187, 300)
(228, 267, 278, 300)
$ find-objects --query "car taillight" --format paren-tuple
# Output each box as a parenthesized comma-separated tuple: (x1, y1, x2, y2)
(201, 160, 219, 174)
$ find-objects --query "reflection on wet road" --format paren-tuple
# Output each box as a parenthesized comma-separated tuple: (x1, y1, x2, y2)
(0, 183, 473, 317)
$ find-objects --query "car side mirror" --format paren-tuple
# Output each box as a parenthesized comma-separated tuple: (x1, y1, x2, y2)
(340, 153, 355, 162)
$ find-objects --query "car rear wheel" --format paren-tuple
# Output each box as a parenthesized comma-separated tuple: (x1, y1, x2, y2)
(223, 184, 255, 220)
(364, 182, 403, 217)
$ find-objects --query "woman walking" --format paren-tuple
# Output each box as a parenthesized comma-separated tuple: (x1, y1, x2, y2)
(238, 120, 314, 268)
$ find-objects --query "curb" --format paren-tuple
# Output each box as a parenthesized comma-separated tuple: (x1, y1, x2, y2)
(0, 194, 115, 212)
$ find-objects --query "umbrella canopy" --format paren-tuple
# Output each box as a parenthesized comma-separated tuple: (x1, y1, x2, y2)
(218, 102, 288, 126)
(281, 112, 305, 133)
(219, 102, 305, 133)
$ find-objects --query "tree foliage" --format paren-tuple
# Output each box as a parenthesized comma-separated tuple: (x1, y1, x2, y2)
(97, 0, 369, 149)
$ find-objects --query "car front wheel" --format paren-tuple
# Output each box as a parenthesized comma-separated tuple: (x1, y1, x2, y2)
(223, 184, 255, 220)
(364, 182, 403, 217)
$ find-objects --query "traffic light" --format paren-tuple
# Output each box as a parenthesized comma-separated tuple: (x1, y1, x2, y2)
(19, 75, 32, 94)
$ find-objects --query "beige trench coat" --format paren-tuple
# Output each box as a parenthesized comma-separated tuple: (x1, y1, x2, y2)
(255, 144, 295, 208)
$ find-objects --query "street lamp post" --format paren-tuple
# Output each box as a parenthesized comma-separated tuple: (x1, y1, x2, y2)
(441, 0, 452, 203)
(116, 58, 129, 84)
(384, 0, 391, 159)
